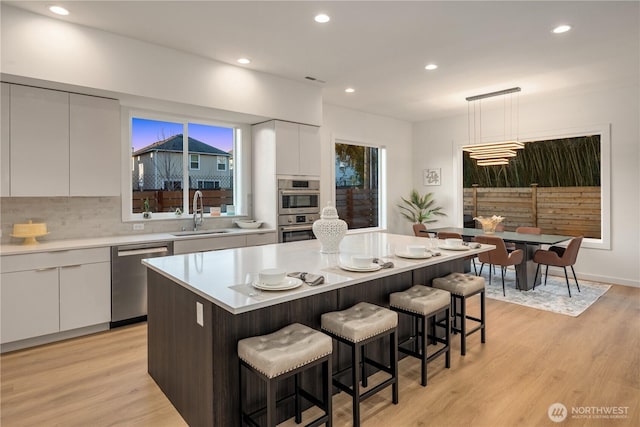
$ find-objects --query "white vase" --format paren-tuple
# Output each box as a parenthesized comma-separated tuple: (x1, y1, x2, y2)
(313, 203, 347, 253)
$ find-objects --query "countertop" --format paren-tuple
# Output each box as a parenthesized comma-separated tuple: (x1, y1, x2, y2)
(0, 227, 277, 256)
(142, 232, 493, 315)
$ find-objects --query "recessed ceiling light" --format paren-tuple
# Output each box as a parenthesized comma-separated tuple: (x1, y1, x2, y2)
(314, 14, 330, 23)
(237, 58, 251, 65)
(345, 88, 355, 93)
(553, 24, 571, 34)
(49, 5, 69, 16)
(425, 64, 438, 71)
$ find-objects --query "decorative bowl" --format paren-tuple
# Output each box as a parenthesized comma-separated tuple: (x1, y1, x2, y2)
(235, 220, 263, 229)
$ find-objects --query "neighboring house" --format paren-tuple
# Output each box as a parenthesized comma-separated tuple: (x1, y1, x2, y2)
(132, 134, 232, 190)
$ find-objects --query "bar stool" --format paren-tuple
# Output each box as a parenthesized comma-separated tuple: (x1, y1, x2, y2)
(389, 285, 451, 386)
(321, 302, 398, 427)
(238, 323, 333, 427)
(432, 273, 486, 356)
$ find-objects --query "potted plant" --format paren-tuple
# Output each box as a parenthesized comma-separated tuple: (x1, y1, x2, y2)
(143, 198, 152, 219)
(398, 190, 446, 224)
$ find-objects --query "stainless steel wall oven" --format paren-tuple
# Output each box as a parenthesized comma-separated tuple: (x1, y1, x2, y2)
(277, 179, 320, 242)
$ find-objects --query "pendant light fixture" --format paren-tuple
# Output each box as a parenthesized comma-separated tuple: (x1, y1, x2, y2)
(463, 87, 523, 166)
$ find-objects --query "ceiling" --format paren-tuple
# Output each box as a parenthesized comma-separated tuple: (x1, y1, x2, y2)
(5, 1, 639, 122)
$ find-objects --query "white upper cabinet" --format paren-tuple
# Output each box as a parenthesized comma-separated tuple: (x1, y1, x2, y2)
(298, 124, 321, 177)
(69, 94, 120, 196)
(5, 84, 121, 197)
(273, 120, 320, 177)
(10, 85, 70, 196)
(1, 83, 10, 197)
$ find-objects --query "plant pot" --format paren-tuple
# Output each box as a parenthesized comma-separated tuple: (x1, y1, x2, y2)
(143, 212, 151, 219)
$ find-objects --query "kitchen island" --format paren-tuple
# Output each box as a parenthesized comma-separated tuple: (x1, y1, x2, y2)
(142, 232, 492, 426)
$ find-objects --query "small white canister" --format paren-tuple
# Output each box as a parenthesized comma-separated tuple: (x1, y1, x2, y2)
(312, 203, 347, 253)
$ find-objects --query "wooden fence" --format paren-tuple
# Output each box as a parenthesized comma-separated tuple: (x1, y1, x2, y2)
(463, 185, 601, 238)
(132, 189, 233, 213)
(336, 187, 378, 229)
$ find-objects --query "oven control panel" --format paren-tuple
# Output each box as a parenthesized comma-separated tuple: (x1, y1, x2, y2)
(278, 214, 318, 225)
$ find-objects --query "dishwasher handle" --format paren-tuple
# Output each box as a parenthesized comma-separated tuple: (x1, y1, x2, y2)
(117, 246, 169, 257)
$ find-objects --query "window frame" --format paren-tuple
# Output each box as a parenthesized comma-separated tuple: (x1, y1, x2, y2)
(121, 108, 243, 221)
(217, 157, 227, 171)
(454, 123, 611, 250)
(332, 138, 387, 233)
(189, 154, 200, 170)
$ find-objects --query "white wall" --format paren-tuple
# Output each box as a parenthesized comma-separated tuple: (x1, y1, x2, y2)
(413, 82, 640, 286)
(321, 104, 413, 235)
(0, 5, 322, 126)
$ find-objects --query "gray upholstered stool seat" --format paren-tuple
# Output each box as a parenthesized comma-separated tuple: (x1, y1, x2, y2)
(321, 302, 398, 342)
(389, 285, 451, 386)
(321, 302, 398, 427)
(238, 323, 333, 427)
(432, 272, 484, 297)
(390, 285, 450, 316)
(432, 273, 486, 356)
(238, 322, 332, 378)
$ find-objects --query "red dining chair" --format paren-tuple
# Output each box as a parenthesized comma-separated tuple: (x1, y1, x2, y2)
(413, 223, 427, 237)
(474, 235, 524, 296)
(533, 236, 583, 297)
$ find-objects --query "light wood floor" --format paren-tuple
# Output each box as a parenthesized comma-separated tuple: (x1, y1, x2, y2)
(2, 284, 638, 427)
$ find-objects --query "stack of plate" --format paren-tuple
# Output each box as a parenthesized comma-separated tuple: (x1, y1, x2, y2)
(253, 277, 303, 291)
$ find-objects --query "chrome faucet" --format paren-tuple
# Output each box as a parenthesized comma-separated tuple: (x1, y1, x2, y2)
(193, 190, 204, 231)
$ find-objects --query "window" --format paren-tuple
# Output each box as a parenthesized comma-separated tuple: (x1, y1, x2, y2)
(334, 141, 385, 230)
(198, 180, 221, 190)
(129, 115, 237, 217)
(190, 154, 200, 170)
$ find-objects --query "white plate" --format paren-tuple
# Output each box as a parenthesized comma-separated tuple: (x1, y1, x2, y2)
(339, 263, 383, 272)
(438, 244, 470, 251)
(253, 277, 303, 291)
(395, 251, 432, 259)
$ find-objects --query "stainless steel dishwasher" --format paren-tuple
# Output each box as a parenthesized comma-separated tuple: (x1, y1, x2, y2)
(110, 241, 173, 328)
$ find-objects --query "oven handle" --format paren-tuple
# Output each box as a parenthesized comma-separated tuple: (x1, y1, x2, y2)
(279, 190, 320, 196)
(280, 225, 313, 232)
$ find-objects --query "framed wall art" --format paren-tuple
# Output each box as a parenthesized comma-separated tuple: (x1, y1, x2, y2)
(423, 168, 441, 186)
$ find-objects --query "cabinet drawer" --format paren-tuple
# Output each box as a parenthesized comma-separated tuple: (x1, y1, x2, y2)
(173, 235, 247, 254)
(246, 232, 277, 247)
(1, 247, 110, 273)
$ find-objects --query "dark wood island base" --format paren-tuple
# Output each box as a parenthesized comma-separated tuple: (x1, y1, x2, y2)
(147, 258, 464, 426)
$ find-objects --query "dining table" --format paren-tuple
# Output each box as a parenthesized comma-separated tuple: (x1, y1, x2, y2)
(425, 227, 574, 290)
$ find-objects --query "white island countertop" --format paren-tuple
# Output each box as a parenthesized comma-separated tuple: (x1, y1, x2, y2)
(142, 232, 493, 314)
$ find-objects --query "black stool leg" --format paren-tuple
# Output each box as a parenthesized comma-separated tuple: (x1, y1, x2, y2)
(323, 358, 332, 427)
(534, 264, 540, 290)
(266, 377, 277, 427)
(481, 291, 486, 343)
(294, 372, 301, 424)
(445, 307, 451, 368)
(421, 315, 427, 386)
(460, 295, 467, 356)
(544, 265, 549, 286)
(391, 330, 399, 404)
(361, 345, 367, 388)
(352, 343, 361, 427)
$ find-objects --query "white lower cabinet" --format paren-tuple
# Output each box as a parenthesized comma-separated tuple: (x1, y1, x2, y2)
(0, 268, 60, 344)
(0, 247, 111, 345)
(59, 262, 111, 331)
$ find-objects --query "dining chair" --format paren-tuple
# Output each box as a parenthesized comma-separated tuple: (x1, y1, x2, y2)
(506, 226, 543, 251)
(437, 231, 477, 275)
(413, 223, 427, 237)
(533, 236, 583, 297)
(474, 235, 524, 296)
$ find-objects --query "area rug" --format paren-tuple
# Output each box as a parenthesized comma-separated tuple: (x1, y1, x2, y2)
(479, 268, 611, 317)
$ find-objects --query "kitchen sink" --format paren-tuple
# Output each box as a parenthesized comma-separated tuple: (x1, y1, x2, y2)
(171, 230, 229, 237)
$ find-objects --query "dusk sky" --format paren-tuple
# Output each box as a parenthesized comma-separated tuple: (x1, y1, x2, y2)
(131, 118, 234, 152)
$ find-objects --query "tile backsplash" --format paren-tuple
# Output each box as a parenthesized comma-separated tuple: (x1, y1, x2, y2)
(0, 197, 236, 245)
